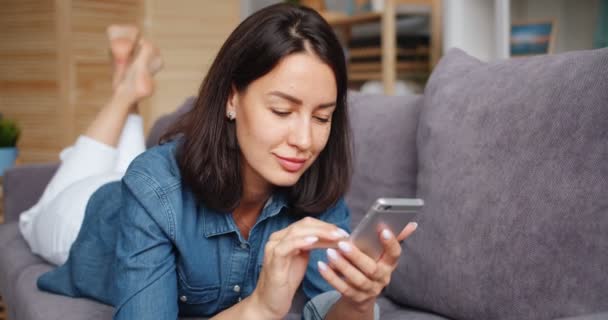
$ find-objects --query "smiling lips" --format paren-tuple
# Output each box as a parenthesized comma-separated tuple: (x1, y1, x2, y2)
(274, 154, 307, 172)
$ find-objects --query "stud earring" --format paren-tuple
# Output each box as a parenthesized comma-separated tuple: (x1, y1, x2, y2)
(227, 110, 236, 120)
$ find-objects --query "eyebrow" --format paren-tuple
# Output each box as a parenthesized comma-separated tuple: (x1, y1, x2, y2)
(268, 91, 336, 109)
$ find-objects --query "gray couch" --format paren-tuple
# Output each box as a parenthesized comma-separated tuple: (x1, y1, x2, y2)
(1, 47, 607, 320)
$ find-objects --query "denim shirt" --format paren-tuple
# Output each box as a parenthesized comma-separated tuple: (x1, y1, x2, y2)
(37, 139, 351, 319)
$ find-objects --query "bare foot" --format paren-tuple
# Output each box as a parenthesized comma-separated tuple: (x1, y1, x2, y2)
(107, 24, 139, 90)
(116, 39, 163, 103)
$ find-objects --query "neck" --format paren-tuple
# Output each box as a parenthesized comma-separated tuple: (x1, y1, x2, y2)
(234, 178, 270, 241)
(239, 184, 271, 213)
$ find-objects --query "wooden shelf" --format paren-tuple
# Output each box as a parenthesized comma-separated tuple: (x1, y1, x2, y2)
(349, 61, 428, 72)
(323, 11, 383, 26)
(324, 0, 442, 94)
(324, 8, 431, 26)
(349, 46, 429, 58)
(348, 70, 429, 81)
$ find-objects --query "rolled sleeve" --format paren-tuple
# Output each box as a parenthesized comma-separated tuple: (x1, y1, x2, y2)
(302, 291, 380, 320)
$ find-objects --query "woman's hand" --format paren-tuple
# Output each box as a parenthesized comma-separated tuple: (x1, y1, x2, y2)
(250, 217, 349, 320)
(319, 222, 418, 314)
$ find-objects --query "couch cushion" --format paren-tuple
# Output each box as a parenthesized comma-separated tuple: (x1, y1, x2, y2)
(12, 264, 113, 320)
(146, 96, 196, 148)
(0, 223, 47, 303)
(377, 296, 453, 320)
(385, 48, 608, 319)
(556, 312, 608, 320)
(344, 91, 422, 226)
(2, 163, 58, 223)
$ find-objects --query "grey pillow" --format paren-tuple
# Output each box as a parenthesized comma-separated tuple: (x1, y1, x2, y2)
(344, 91, 422, 227)
(145, 96, 196, 148)
(385, 48, 608, 320)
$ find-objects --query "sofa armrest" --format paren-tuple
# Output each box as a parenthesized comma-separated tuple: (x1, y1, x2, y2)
(2, 163, 58, 223)
(555, 312, 608, 320)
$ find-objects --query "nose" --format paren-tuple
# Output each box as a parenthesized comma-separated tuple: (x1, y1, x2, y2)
(288, 115, 312, 151)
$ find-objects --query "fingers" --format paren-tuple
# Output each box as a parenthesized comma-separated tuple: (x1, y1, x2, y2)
(270, 226, 348, 243)
(396, 222, 418, 242)
(326, 248, 378, 293)
(270, 235, 319, 258)
(317, 259, 379, 305)
(269, 216, 349, 244)
(317, 222, 420, 308)
(379, 222, 418, 267)
(317, 260, 356, 298)
(294, 217, 350, 237)
(264, 217, 350, 267)
(332, 241, 378, 279)
(283, 226, 349, 246)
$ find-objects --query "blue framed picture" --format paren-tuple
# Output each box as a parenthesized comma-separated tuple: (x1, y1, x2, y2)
(511, 20, 556, 56)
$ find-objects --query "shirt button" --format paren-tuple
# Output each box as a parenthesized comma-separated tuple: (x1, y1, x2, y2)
(238, 297, 242, 302)
(233, 285, 241, 293)
(180, 295, 188, 302)
(240, 243, 248, 249)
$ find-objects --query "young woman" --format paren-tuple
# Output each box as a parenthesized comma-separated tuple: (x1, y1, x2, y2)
(23, 4, 417, 320)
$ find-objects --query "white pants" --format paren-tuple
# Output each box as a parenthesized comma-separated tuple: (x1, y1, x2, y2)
(19, 115, 146, 266)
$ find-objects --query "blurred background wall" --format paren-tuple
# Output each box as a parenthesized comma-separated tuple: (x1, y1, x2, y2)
(0, 0, 240, 163)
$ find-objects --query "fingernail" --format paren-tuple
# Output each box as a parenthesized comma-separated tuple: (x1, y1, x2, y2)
(305, 236, 319, 244)
(411, 222, 418, 230)
(382, 229, 392, 240)
(331, 229, 348, 239)
(338, 241, 351, 253)
(317, 260, 328, 271)
(326, 248, 339, 260)
(338, 228, 350, 238)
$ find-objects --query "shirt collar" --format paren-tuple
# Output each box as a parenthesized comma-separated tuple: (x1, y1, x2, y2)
(202, 192, 289, 238)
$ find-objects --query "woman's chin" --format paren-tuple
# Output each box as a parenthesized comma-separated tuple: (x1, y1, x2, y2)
(267, 171, 303, 187)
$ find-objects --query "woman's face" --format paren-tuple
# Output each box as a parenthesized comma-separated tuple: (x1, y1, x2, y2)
(229, 52, 337, 192)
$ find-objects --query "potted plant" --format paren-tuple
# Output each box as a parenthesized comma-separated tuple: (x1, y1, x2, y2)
(0, 115, 21, 176)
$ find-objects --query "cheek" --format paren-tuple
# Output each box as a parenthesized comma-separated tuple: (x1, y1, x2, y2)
(312, 125, 332, 153)
(237, 112, 286, 149)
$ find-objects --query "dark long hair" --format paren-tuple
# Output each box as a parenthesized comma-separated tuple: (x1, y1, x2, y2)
(162, 3, 351, 215)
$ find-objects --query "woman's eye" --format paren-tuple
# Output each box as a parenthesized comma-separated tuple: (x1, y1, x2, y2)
(314, 116, 330, 123)
(271, 109, 291, 117)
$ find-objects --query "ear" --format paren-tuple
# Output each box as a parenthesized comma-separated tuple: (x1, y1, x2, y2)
(226, 84, 239, 115)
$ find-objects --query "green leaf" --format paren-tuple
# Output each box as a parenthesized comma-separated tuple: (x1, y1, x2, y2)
(0, 118, 21, 147)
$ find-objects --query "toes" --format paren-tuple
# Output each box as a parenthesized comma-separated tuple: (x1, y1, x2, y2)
(107, 24, 139, 62)
(127, 42, 158, 98)
(114, 38, 162, 99)
(148, 56, 164, 74)
(108, 24, 139, 90)
(107, 24, 139, 40)
(135, 40, 163, 74)
(107, 24, 139, 43)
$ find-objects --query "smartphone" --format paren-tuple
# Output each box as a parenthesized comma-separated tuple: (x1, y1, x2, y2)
(350, 198, 423, 260)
